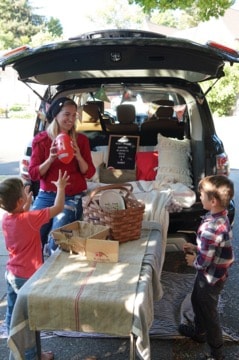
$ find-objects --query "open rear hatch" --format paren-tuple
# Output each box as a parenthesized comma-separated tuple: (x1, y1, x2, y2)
(1, 30, 239, 87)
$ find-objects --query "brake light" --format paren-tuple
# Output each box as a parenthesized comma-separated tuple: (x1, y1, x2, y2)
(2, 45, 30, 58)
(207, 41, 239, 58)
(216, 153, 230, 176)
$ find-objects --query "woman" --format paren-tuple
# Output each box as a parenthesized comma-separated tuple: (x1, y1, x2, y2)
(29, 97, 95, 254)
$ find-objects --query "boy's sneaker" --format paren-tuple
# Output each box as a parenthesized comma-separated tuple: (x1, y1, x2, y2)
(178, 323, 206, 343)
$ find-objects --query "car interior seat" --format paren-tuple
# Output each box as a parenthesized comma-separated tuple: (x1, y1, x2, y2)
(140, 99, 185, 144)
(106, 103, 139, 134)
(81, 102, 103, 123)
(76, 101, 104, 132)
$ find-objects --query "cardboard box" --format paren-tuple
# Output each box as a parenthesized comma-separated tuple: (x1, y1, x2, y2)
(51, 221, 110, 255)
(86, 238, 119, 263)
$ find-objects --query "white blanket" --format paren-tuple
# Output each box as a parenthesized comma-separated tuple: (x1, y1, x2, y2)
(86, 180, 196, 246)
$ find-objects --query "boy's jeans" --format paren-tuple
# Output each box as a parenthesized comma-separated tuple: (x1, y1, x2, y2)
(5, 271, 27, 334)
(191, 271, 225, 359)
(6, 271, 41, 360)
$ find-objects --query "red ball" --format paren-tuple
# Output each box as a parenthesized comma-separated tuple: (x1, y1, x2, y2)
(55, 133, 74, 164)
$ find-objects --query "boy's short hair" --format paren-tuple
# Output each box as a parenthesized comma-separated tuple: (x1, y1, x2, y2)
(0, 178, 24, 212)
(198, 175, 234, 208)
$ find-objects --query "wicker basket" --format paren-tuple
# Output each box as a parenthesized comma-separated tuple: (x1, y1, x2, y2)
(83, 183, 145, 242)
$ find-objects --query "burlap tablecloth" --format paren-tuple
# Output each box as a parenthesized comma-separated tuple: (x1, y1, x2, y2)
(28, 235, 148, 336)
(8, 221, 164, 360)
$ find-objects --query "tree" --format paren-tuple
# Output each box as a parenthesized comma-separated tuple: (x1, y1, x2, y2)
(150, 9, 179, 28)
(202, 63, 239, 116)
(150, 5, 203, 29)
(0, 0, 63, 50)
(86, 0, 146, 30)
(130, 0, 235, 21)
(47, 17, 63, 38)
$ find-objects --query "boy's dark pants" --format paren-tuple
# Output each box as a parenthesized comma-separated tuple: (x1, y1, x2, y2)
(191, 271, 225, 359)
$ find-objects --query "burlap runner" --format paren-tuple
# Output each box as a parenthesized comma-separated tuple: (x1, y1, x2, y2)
(28, 233, 149, 337)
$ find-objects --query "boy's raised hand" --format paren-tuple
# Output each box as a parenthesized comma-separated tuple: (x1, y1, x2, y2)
(23, 185, 33, 211)
(51, 170, 70, 189)
(49, 170, 70, 219)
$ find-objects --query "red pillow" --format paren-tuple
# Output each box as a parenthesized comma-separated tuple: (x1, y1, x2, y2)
(136, 151, 158, 181)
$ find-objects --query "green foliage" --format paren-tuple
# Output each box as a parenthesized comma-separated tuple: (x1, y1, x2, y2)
(30, 31, 62, 48)
(150, 9, 178, 27)
(0, 0, 63, 49)
(47, 17, 63, 38)
(87, 0, 146, 30)
(0, 107, 8, 117)
(0, 0, 36, 48)
(202, 64, 239, 116)
(150, 5, 203, 29)
(7, 103, 35, 118)
(9, 104, 24, 111)
(130, 0, 235, 21)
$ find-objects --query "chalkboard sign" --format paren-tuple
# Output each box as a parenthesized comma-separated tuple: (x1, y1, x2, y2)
(107, 135, 139, 170)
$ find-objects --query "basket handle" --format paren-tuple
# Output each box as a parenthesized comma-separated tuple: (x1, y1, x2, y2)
(85, 183, 134, 206)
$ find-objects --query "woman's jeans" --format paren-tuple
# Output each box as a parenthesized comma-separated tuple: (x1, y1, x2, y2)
(31, 191, 83, 254)
(191, 271, 225, 359)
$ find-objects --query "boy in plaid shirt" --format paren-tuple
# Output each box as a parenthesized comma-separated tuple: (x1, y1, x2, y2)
(179, 175, 234, 360)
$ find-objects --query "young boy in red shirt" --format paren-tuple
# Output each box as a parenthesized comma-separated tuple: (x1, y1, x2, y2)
(0, 170, 69, 360)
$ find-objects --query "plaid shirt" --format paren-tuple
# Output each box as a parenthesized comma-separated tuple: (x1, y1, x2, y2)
(194, 209, 234, 285)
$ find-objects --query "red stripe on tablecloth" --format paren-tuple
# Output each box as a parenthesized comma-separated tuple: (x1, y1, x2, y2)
(74, 262, 97, 330)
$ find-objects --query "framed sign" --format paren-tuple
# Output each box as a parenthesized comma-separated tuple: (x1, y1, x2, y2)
(107, 135, 139, 170)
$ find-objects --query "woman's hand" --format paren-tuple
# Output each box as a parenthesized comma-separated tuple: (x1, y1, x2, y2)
(72, 137, 88, 174)
(72, 138, 82, 162)
(39, 140, 58, 176)
(49, 140, 58, 163)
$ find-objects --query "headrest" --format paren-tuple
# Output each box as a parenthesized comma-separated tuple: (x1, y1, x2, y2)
(116, 104, 136, 124)
(156, 106, 174, 118)
(82, 103, 99, 123)
(152, 99, 174, 107)
(88, 100, 104, 114)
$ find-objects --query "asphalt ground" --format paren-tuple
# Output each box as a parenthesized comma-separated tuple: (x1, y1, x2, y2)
(0, 170, 239, 359)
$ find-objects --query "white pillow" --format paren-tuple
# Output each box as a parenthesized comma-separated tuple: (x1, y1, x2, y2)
(155, 133, 192, 187)
(89, 151, 105, 182)
(94, 146, 108, 164)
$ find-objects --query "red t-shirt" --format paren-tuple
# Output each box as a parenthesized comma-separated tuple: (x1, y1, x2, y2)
(29, 132, 95, 196)
(2, 208, 50, 278)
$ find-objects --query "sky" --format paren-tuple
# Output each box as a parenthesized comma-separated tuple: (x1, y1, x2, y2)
(30, 0, 108, 38)
(31, 0, 239, 39)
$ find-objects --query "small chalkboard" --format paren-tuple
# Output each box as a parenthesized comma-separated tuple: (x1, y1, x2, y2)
(107, 135, 139, 170)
